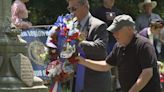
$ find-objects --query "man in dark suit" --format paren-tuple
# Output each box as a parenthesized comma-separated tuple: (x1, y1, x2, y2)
(67, 0, 110, 92)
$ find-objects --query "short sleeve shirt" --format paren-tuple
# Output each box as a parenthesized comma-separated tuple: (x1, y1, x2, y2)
(106, 34, 161, 92)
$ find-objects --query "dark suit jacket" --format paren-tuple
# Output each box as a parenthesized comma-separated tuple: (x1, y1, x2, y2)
(79, 15, 110, 92)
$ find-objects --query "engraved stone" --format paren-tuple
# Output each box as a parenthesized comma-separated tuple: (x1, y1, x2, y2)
(11, 53, 34, 86)
(0, 0, 48, 91)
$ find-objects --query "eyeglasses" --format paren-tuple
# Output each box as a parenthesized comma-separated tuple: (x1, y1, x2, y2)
(67, 4, 82, 12)
(67, 7, 78, 12)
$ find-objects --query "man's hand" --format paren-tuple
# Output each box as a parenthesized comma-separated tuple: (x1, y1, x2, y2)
(75, 56, 111, 72)
(75, 56, 86, 65)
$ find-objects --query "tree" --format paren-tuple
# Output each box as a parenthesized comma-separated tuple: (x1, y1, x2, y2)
(26, 0, 164, 25)
(27, 0, 68, 25)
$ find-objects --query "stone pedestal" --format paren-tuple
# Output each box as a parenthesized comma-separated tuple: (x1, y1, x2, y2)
(0, 30, 49, 92)
(0, 0, 48, 92)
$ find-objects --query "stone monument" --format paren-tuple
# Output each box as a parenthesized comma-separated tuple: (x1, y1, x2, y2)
(0, 0, 48, 92)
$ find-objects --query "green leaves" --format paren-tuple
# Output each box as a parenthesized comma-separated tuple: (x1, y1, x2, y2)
(26, 0, 164, 25)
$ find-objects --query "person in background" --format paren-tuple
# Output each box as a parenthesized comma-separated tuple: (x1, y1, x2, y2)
(92, 0, 122, 53)
(139, 19, 164, 60)
(67, 0, 110, 92)
(76, 14, 161, 92)
(11, 0, 32, 29)
(159, 29, 164, 90)
(160, 29, 164, 60)
(92, 1, 123, 91)
(135, 0, 162, 32)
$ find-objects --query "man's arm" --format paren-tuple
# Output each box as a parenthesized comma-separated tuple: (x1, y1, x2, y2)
(129, 68, 153, 92)
(76, 56, 113, 72)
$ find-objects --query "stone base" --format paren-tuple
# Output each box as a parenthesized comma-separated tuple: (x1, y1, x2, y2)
(0, 85, 48, 92)
(0, 76, 49, 92)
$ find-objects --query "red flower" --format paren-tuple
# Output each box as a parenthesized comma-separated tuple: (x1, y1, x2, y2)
(61, 27, 69, 36)
(68, 55, 78, 64)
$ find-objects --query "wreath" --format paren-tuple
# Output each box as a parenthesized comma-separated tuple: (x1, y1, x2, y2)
(45, 13, 81, 92)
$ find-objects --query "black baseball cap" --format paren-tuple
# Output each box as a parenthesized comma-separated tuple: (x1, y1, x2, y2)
(107, 14, 135, 33)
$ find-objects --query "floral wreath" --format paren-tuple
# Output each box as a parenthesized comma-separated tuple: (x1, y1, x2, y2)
(45, 13, 81, 92)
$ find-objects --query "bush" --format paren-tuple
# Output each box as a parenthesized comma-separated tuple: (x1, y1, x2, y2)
(27, 0, 164, 25)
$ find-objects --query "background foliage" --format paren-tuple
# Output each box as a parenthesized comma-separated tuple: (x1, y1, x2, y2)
(26, 0, 164, 25)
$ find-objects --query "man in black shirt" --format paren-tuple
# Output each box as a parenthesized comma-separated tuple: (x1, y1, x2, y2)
(76, 14, 161, 92)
